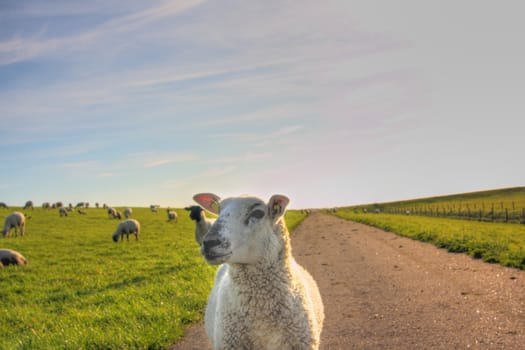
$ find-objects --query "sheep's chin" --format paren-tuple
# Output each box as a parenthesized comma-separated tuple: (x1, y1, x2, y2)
(205, 252, 232, 265)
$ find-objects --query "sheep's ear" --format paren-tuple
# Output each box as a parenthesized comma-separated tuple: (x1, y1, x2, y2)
(193, 193, 221, 214)
(268, 195, 289, 222)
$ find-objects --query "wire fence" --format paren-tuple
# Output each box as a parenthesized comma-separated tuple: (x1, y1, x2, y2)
(383, 207, 525, 224)
(355, 203, 525, 224)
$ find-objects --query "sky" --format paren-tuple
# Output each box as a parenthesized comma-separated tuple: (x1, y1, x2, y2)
(1, 0, 524, 209)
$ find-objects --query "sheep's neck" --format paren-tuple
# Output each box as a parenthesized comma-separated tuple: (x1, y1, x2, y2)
(230, 221, 294, 291)
(195, 216, 211, 244)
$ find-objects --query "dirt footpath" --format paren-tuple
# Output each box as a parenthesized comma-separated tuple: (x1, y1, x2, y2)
(171, 212, 525, 349)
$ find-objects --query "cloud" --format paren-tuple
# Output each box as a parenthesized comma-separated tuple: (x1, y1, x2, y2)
(198, 166, 238, 178)
(208, 152, 272, 164)
(0, 0, 206, 66)
(139, 153, 199, 168)
(56, 161, 98, 169)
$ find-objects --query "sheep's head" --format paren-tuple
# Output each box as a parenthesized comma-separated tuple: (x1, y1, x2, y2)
(184, 205, 205, 222)
(112, 231, 120, 242)
(193, 193, 289, 265)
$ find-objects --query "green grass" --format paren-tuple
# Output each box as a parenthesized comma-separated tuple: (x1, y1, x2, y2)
(284, 210, 309, 233)
(0, 207, 307, 349)
(331, 209, 525, 269)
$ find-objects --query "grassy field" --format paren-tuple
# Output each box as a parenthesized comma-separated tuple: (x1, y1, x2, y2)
(350, 187, 525, 223)
(331, 210, 525, 269)
(0, 207, 308, 349)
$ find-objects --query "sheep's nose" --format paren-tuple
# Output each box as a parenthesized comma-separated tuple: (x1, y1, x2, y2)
(203, 239, 222, 252)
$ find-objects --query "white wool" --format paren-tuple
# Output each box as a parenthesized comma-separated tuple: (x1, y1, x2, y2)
(194, 194, 324, 350)
(2, 212, 26, 237)
(0, 249, 27, 266)
(112, 219, 140, 242)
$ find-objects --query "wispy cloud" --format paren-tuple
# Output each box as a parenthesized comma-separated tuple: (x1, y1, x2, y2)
(97, 172, 121, 178)
(198, 165, 238, 178)
(138, 152, 199, 168)
(57, 160, 98, 169)
(208, 152, 273, 164)
(0, 0, 206, 66)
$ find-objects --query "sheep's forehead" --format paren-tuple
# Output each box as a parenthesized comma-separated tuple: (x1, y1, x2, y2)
(220, 197, 266, 217)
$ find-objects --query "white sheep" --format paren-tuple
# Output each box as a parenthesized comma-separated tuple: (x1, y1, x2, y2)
(185, 204, 215, 246)
(23, 201, 33, 210)
(166, 208, 178, 222)
(2, 212, 26, 237)
(112, 219, 140, 242)
(0, 248, 27, 266)
(59, 207, 68, 217)
(124, 207, 132, 219)
(107, 207, 121, 219)
(0, 249, 27, 266)
(194, 193, 324, 350)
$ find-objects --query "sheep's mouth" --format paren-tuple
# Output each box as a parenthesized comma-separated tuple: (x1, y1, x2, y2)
(204, 252, 232, 265)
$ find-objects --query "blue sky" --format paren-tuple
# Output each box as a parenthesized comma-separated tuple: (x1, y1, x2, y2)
(1, 0, 523, 209)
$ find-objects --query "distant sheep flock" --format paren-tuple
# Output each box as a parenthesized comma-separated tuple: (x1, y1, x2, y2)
(0, 201, 186, 269)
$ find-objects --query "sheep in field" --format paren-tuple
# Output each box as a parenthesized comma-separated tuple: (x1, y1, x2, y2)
(107, 207, 121, 219)
(193, 193, 324, 350)
(23, 201, 33, 210)
(166, 208, 178, 222)
(124, 208, 132, 219)
(0, 202, 8, 209)
(2, 212, 26, 237)
(59, 207, 68, 217)
(184, 204, 215, 246)
(112, 219, 140, 242)
(0, 249, 27, 266)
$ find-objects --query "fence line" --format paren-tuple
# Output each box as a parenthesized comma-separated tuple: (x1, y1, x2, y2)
(356, 205, 525, 224)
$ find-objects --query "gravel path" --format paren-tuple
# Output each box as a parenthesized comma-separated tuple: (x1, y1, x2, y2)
(171, 212, 525, 349)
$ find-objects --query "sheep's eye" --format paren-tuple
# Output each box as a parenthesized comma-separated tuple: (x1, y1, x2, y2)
(244, 209, 265, 225)
(250, 209, 265, 220)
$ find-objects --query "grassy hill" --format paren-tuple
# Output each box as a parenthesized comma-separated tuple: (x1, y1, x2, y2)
(329, 186, 525, 269)
(349, 187, 525, 223)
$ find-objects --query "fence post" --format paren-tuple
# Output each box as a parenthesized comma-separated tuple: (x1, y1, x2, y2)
(505, 208, 509, 223)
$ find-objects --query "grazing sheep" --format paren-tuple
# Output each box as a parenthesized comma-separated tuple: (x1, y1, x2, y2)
(77, 209, 87, 215)
(0, 202, 8, 209)
(42, 202, 50, 209)
(23, 201, 33, 210)
(166, 208, 178, 222)
(124, 208, 132, 219)
(107, 207, 121, 219)
(194, 193, 324, 350)
(2, 212, 26, 237)
(112, 219, 140, 242)
(150, 204, 159, 213)
(0, 249, 27, 266)
(184, 204, 215, 246)
(59, 207, 68, 217)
